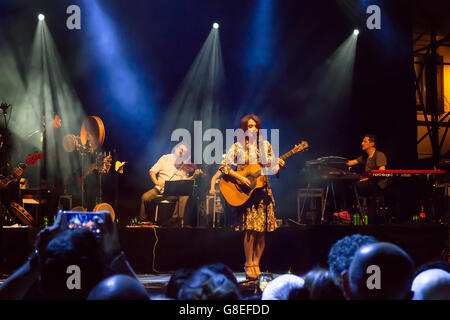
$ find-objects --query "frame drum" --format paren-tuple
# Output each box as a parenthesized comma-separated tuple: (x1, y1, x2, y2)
(93, 202, 115, 222)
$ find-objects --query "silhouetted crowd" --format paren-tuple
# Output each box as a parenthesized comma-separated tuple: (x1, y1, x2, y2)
(0, 214, 449, 300)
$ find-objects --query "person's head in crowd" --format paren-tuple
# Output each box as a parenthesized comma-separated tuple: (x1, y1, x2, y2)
(166, 268, 195, 299)
(177, 266, 241, 300)
(38, 229, 111, 300)
(202, 263, 238, 286)
(261, 274, 304, 300)
(302, 267, 345, 300)
(87, 275, 149, 300)
(343, 242, 415, 300)
(414, 260, 450, 278)
(411, 269, 450, 300)
(328, 234, 377, 288)
(240, 294, 262, 300)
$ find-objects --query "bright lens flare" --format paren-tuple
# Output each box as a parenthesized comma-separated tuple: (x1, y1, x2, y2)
(38, 14, 45, 21)
(353, 29, 359, 35)
(213, 23, 219, 29)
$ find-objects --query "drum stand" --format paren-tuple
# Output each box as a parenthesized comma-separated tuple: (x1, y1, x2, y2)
(321, 180, 364, 223)
(300, 180, 364, 224)
(78, 143, 94, 210)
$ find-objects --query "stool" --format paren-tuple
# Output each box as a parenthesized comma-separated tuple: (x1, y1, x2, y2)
(206, 193, 224, 228)
(297, 188, 324, 223)
(154, 195, 178, 225)
(358, 194, 388, 223)
(206, 194, 216, 227)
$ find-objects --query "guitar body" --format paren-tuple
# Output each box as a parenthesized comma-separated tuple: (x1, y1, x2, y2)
(219, 163, 266, 207)
(219, 141, 309, 207)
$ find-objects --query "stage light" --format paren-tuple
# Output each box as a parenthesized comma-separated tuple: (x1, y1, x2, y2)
(213, 23, 219, 29)
(38, 14, 45, 21)
(353, 29, 359, 35)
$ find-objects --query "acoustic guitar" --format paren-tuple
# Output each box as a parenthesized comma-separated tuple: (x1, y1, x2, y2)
(219, 141, 309, 207)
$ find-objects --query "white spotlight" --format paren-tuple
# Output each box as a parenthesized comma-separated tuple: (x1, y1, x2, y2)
(213, 23, 219, 29)
(353, 29, 359, 36)
(38, 14, 45, 21)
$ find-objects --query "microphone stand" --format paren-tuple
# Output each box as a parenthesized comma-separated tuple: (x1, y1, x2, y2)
(0, 104, 11, 175)
(0, 103, 10, 130)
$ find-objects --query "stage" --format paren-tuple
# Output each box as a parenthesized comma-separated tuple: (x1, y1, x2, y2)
(1, 223, 448, 275)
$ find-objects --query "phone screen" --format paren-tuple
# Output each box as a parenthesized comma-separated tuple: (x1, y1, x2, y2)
(258, 273, 273, 292)
(66, 212, 103, 233)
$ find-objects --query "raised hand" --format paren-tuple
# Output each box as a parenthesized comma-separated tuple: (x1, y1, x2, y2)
(34, 210, 65, 253)
(94, 212, 121, 263)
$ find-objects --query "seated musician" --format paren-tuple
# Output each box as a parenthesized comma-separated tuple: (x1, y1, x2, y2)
(346, 134, 388, 223)
(139, 143, 202, 226)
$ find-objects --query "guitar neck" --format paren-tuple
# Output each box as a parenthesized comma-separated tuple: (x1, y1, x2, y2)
(10, 163, 28, 178)
(280, 149, 298, 161)
(1, 163, 27, 187)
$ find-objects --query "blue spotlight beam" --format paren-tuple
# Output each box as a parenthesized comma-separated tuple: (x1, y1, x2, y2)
(245, 0, 275, 70)
(238, 0, 276, 122)
(81, 0, 159, 150)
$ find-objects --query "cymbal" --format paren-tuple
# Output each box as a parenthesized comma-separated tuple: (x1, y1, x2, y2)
(80, 116, 105, 151)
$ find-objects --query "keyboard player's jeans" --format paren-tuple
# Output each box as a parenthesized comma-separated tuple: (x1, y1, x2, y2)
(356, 179, 381, 224)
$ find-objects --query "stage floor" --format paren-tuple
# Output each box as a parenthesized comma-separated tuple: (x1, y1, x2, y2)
(0, 272, 260, 299)
(1, 223, 448, 276)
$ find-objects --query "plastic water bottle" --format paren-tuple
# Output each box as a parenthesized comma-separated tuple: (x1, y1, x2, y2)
(353, 214, 360, 226)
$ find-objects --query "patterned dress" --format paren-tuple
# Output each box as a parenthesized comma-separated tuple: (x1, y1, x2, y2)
(219, 139, 279, 232)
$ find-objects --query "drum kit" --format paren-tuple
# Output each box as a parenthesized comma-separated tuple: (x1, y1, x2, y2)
(63, 116, 121, 221)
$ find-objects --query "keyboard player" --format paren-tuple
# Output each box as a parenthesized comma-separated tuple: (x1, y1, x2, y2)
(346, 134, 388, 223)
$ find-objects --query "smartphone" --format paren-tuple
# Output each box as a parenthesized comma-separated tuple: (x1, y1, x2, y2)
(60, 210, 108, 234)
(258, 273, 273, 292)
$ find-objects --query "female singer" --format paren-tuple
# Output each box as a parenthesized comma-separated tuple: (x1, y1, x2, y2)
(219, 115, 284, 280)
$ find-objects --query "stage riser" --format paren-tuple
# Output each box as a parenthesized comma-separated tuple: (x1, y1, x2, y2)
(0, 225, 447, 274)
(120, 226, 448, 274)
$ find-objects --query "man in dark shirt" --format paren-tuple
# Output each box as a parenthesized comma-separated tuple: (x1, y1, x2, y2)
(347, 134, 387, 180)
(347, 134, 388, 223)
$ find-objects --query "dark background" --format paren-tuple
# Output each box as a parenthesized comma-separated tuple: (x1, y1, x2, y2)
(0, 0, 417, 224)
